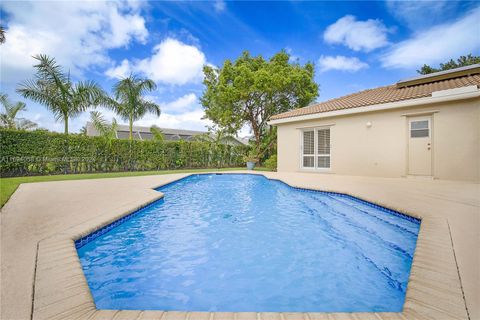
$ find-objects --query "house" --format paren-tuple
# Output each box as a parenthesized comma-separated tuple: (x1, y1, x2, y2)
(269, 64, 480, 182)
(85, 123, 247, 146)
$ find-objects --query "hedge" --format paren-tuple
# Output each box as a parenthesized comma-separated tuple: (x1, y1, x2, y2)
(0, 129, 249, 177)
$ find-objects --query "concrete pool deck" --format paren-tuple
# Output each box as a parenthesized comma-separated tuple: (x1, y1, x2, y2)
(1, 171, 478, 320)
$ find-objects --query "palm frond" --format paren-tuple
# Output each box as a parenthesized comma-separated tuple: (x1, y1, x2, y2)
(141, 99, 161, 117)
(71, 80, 106, 116)
(0, 93, 8, 105)
(8, 102, 27, 119)
(138, 78, 157, 95)
(90, 111, 108, 131)
(0, 94, 37, 130)
(90, 111, 117, 142)
(17, 79, 64, 120)
(0, 114, 12, 128)
(32, 54, 69, 94)
(150, 126, 165, 142)
(79, 126, 88, 135)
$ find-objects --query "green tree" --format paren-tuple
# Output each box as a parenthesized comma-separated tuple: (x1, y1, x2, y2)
(17, 54, 104, 134)
(417, 54, 480, 74)
(104, 75, 161, 140)
(201, 50, 318, 155)
(194, 130, 241, 146)
(89, 111, 118, 145)
(0, 94, 38, 130)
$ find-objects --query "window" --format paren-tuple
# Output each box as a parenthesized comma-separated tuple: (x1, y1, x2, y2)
(302, 128, 331, 169)
(410, 120, 429, 138)
(317, 129, 330, 168)
(302, 130, 315, 168)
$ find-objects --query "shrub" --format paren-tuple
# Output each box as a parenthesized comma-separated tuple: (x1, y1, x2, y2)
(0, 129, 249, 177)
(264, 154, 277, 171)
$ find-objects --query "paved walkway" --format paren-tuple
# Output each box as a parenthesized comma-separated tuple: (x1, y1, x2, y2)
(1, 171, 478, 320)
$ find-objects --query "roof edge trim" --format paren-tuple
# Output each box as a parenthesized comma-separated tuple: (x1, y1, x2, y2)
(268, 88, 480, 125)
(396, 64, 480, 88)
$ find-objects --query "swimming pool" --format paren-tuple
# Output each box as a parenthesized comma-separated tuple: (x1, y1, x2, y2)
(77, 174, 420, 312)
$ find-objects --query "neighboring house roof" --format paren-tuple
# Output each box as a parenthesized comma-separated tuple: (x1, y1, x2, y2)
(114, 124, 208, 141)
(85, 122, 247, 145)
(115, 124, 207, 136)
(270, 64, 480, 121)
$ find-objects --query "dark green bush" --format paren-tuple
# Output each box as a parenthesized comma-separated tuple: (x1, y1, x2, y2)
(0, 129, 249, 177)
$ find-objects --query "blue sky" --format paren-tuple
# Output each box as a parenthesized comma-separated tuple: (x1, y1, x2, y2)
(1, 0, 479, 136)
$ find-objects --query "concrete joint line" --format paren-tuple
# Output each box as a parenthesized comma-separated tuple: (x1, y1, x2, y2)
(447, 220, 471, 320)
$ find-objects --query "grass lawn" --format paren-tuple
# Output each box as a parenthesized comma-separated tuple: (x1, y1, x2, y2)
(0, 167, 272, 208)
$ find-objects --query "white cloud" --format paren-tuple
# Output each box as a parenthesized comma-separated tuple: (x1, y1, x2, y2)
(106, 38, 207, 85)
(0, 1, 148, 83)
(137, 38, 206, 85)
(161, 93, 198, 113)
(143, 93, 199, 114)
(386, 0, 458, 29)
(382, 7, 480, 69)
(323, 15, 390, 52)
(105, 59, 132, 79)
(135, 108, 211, 131)
(133, 93, 208, 131)
(318, 55, 368, 72)
(108, 8, 148, 47)
(74, 93, 206, 132)
(214, 0, 226, 13)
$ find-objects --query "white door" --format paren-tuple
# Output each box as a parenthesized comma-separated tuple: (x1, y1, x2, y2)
(408, 116, 432, 176)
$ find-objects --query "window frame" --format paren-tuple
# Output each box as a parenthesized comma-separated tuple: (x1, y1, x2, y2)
(300, 126, 332, 171)
(301, 129, 315, 168)
(409, 119, 430, 138)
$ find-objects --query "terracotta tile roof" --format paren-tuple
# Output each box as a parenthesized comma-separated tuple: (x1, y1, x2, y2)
(270, 73, 480, 121)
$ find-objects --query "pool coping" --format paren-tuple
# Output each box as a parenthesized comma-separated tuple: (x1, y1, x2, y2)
(32, 172, 469, 320)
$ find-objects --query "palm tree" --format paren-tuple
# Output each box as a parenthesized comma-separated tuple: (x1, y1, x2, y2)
(89, 111, 118, 145)
(17, 54, 105, 134)
(150, 125, 165, 142)
(105, 75, 161, 140)
(0, 94, 38, 130)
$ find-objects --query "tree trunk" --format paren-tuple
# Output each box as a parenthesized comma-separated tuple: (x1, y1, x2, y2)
(251, 123, 261, 152)
(129, 116, 133, 141)
(63, 114, 69, 174)
(64, 115, 68, 134)
(128, 116, 134, 171)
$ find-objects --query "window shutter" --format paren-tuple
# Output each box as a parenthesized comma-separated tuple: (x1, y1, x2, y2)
(317, 128, 330, 168)
(303, 130, 314, 155)
(317, 129, 330, 154)
(302, 130, 315, 168)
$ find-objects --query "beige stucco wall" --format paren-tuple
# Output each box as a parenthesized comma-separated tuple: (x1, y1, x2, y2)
(276, 98, 480, 181)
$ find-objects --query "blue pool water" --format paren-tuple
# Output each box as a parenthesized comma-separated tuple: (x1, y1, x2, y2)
(77, 174, 420, 312)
